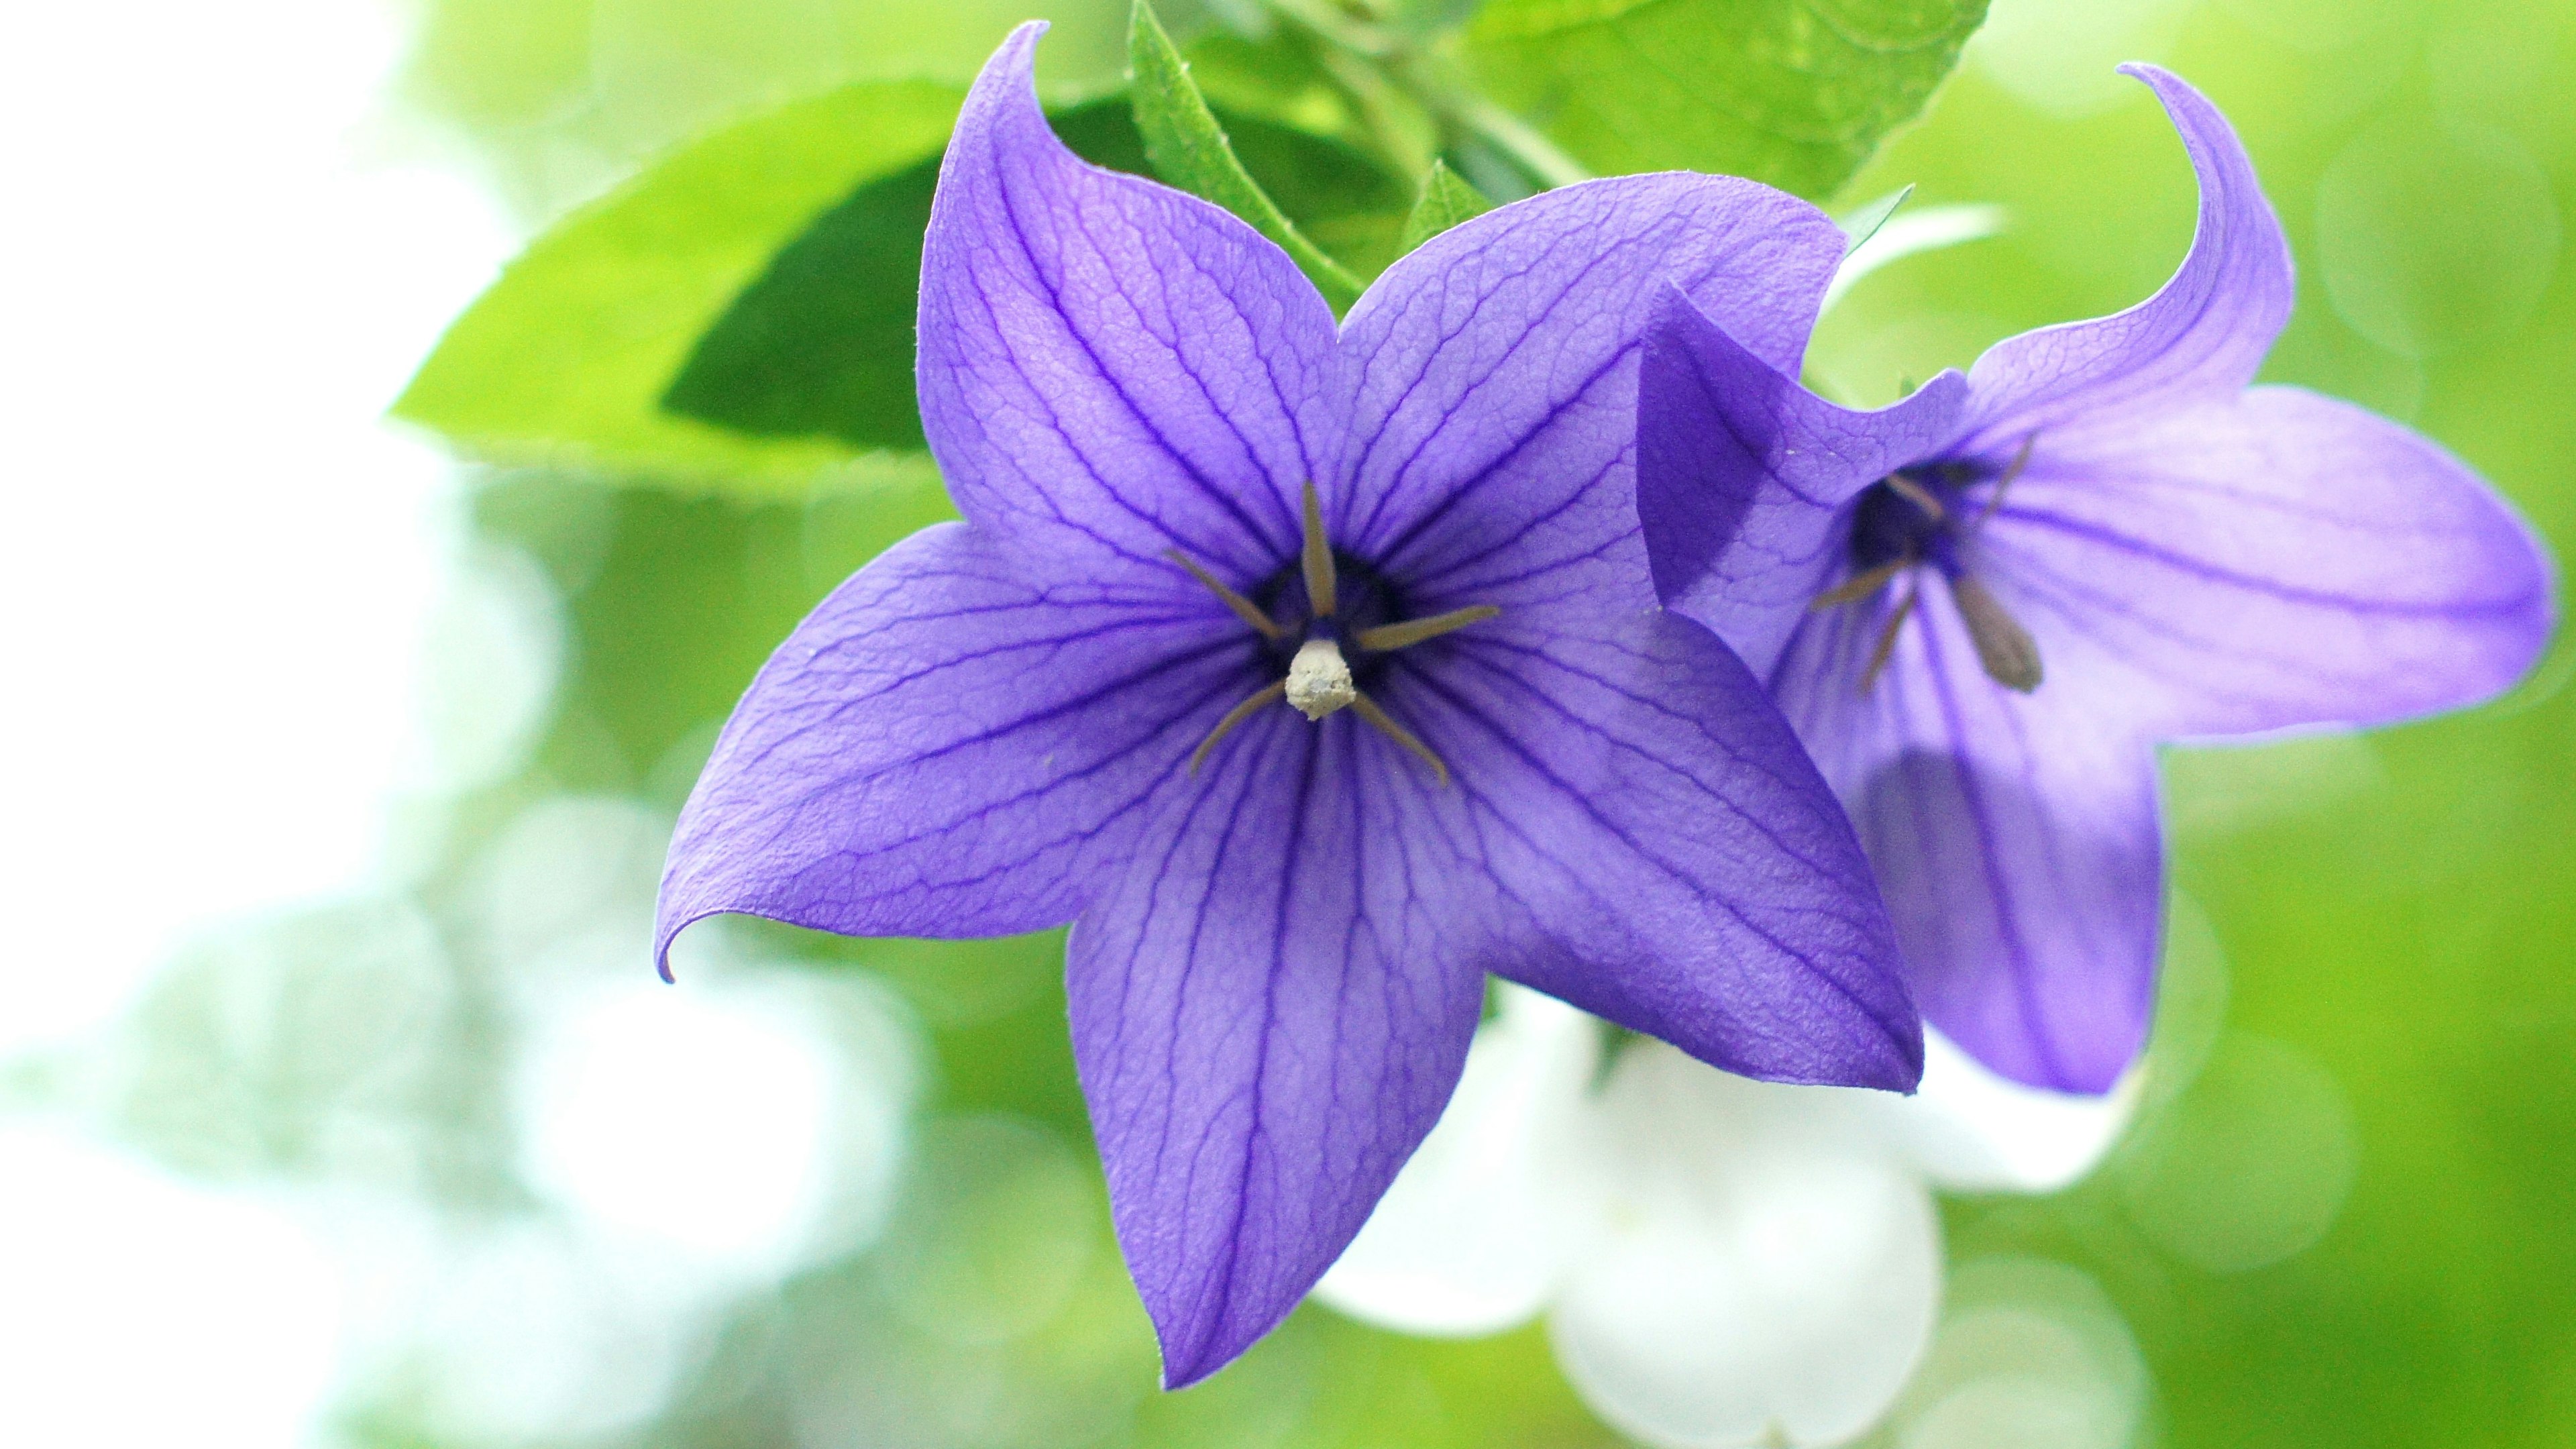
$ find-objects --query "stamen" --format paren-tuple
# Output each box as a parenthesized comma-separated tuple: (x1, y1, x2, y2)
(1169, 549, 1285, 639)
(1352, 604, 1501, 653)
(1301, 481, 1338, 619)
(1350, 693, 1450, 786)
(1862, 586, 1919, 694)
(1190, 680, 1287, 773)
(1811, 558, 1908, 611)
(1883, 471, 1947, 522)
(1285, 638, 1358, 720)
(1973, 433, 2037, 527)
(1947, 574, 2043, 692)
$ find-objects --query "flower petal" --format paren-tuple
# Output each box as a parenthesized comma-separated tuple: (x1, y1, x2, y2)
(1976, 386, 2555, 738)
(1332, 175, 1847, 619)
(1854, 1030, 2141, 1193)
(1067, 707, 1488, 1387)
(918, 22, 1338, 582)
(1549, 1044, 1941, 1449)
(656, 523, 1256, 968)
(1314, 987, 1603, 1338)
(1962, 65, 2291, 447)
(1773, 587, 2165, 1093)
(1636, 285, 1970, 680)
(1393, 608, 1921, 1090)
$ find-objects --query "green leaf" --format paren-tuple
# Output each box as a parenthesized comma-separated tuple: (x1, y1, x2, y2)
(393, 79, 967, 493)
(1462, 0, 1990, 199)
(661, 99, 1406, 453)
(1397, 158, 1497, 252)
(1128, 0, 1367, 308)
(1836, 182, 1915, 257)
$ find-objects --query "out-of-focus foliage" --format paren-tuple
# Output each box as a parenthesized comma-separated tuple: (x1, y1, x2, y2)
(396, 0, 1994, 496)
(398, 52, 1407, 489)
(1462, 0, 1992, 197)
(662, 96, 1405, 455)
(390, 81, 966, 490)
(1130, 0, 1369, 305)
(397, 0, 1140, 213)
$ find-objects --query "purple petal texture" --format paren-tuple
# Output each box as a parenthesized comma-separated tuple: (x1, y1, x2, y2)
(1332, 173, 1847, 621)
(1391, 609, 1921, 1090)
(1637, 285, 1969, 680)
(1634, 64, 2556, 1093)
(665, 19, 1917, 1386)
(1068, 707, 1487, 1387)
(1960, 63, 2292, 450)
(655, 523, 1255, 969)
(1770, 593, 2164, 1093)
(1973, 387, 2554, 739)
(916, 22, 1338, 582)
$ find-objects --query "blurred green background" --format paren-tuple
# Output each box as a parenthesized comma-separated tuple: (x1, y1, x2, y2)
(21, 0, 2571, 1446)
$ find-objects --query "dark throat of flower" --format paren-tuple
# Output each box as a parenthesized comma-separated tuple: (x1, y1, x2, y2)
(1812, 436, 2043, 695)
(1169, 483, 1499, 784)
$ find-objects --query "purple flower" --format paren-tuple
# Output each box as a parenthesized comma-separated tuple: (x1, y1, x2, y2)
(1636, 65, 2556, 1095)
(656, 23, 1921, 1385)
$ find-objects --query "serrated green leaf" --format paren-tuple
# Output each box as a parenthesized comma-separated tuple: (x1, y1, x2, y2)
(393, 80, 967, 493)
(1128, 0, 1366, 308)
(661, 99, 1406, 452)
(1462, 0, 1990, 199)
(1397, 159, 1497, 253)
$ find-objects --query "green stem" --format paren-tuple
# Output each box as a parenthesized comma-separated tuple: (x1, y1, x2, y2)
(1435, 87, 1591, 189)
(1263, 0, 1399, 56)
(1262, 0, 1591, 191)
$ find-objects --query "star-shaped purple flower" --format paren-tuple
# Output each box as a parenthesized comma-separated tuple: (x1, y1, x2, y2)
(1635, 65, 2555, 1095)
(657, 23, 1921, 1385)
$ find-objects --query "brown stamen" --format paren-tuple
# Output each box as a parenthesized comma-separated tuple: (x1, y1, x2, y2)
(1350, 692, 1449, 786)
(1352, 605, 1501, 653)
(1973, 433, 2037, 527)
(1862, 586, 1919, 695)
(1169, 550, 1284, 639)
(1301, 481, 1338, 619)
(1947, 574, 2043, 692)
(1190, 680, 1288, 772)
(1884, 471, 1947, 522)
(1811, 558, 1909, 612)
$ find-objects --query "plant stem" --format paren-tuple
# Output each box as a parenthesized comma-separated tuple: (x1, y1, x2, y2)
(1436, 87, 1591, 189)
(1264, 0, 1398, 56)
(1262, 0, 1593, 191)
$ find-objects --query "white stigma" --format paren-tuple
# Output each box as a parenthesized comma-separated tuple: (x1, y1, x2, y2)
(1285, 638, 1358, 720)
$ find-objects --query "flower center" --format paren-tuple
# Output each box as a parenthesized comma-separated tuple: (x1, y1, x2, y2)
(1170, 484, 1500, 782)
(1814, 441, 2043, 694)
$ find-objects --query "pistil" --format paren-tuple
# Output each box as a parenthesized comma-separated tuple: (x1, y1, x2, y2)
(1286, 639, 1358, 719)
(1171, 483, 1501, 780)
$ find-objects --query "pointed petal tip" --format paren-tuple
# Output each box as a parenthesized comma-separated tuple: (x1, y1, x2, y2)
(960, 19, 1052, 127)
(996, 17, 1049, 62)
(1157, 1344, 1225, 1393)
(1147, 1301, 1277, 1391)
(651, 904, 722, 983)
(2116, 60, 2226, 127)
(1960, 54, 2286, 444)
(1873, 1015, 1929, 1095)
